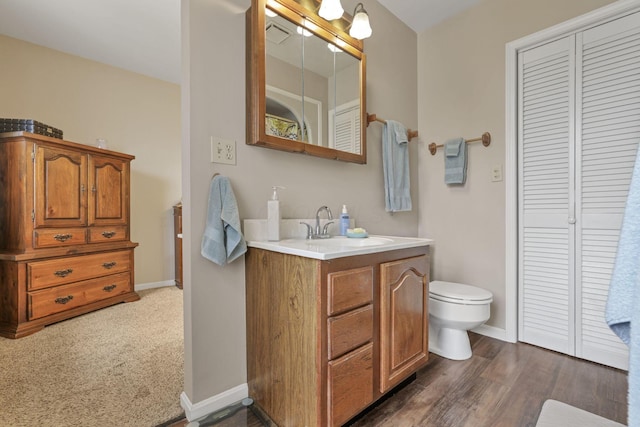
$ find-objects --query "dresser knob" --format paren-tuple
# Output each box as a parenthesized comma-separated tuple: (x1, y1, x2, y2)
(102, 231, 116, 238)
(55, 295, 74, 304)
(54, 268, 73, 277)
(102, 262, 117, 269)
(54, 233, 72, 242)
(103, 284, 117, 292)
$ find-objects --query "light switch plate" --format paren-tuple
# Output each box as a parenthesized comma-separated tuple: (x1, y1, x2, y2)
(211, 137, 236, 165)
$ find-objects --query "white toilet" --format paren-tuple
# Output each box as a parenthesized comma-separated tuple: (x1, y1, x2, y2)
(429, 281, 493, 360)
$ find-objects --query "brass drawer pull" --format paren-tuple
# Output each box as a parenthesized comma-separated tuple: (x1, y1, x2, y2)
(54, 268, 73, 277)
(102, 231, 116, 238)
(103, 284, 117, 292)
(54, 233, 73, 242)
(102, 262, 117, 269)
(55, 295, 74, 304)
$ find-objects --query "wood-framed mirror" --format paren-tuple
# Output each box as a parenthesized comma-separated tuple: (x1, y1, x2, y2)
(246, 0, 367, 163)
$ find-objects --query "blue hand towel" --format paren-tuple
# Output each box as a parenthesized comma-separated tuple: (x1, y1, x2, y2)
(382, 120, 412, 212)
(201, 175, 247, 266)
(606, 146, 640, 427)
(444, 138, 467, 185)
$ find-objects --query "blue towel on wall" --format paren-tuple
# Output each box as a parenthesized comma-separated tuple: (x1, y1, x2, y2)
(606, 146, 640, 427)
(382, 120, 412, 212)
(444, 137, 467, 185)
(201, 175, 247, 266)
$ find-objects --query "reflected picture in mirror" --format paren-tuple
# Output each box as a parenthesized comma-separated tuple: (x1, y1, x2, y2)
(247, 0, 367, 163)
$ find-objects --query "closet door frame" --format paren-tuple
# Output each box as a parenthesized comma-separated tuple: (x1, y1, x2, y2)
(504, 0, 640, 344)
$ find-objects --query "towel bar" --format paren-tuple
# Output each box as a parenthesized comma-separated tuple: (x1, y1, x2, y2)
(366, 113, 419, 141)
(428, 132, 491, 155)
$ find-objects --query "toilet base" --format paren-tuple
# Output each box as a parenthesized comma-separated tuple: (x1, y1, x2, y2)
(429, 325, 472, 361)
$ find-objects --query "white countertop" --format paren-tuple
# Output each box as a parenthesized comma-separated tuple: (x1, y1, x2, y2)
(246, 235, 434, 260)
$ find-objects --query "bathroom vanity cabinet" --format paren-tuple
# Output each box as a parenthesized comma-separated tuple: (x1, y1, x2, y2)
(0, 132, 139, 338)
(245, 245, 429, 427)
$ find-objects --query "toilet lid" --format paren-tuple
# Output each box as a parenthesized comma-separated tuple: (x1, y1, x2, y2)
(429, 281, 493, 305)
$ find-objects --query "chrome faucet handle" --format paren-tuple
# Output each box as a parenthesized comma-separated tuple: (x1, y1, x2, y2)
(321, 221, 334, 237)
(300, 222, 313, 239)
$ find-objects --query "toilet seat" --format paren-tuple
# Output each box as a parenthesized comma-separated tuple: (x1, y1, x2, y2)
(429, 281, 493, 305)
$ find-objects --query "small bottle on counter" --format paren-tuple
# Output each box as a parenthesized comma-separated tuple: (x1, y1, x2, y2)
(340, 205, 350, 236)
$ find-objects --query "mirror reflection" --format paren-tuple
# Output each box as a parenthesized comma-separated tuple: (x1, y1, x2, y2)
(264, 11, 362, 155)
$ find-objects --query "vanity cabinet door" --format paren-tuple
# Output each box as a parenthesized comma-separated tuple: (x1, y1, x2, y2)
(379, 254, 429, 393)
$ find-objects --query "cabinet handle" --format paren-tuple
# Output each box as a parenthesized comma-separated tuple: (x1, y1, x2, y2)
(102, 231, 116, 238)
(102, 262, 117, 269)
(54, 233, 73, 242)
(54, 268, 73, 277)
(103, 284, 117, 292)
(55, 295, 74, 304)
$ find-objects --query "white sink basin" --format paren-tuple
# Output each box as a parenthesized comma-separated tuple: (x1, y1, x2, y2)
(247, 235, 433, 260)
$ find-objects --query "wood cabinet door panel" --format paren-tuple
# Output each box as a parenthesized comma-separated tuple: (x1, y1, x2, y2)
(380, 254, 429, 393)
(328, 304, 373, 359)
(34, 145, 87, 228)
(28, 250, 131, 290)
(88, 155, 129, 226)
(327, 342, 374, 427)
(28, 272, 130, 320)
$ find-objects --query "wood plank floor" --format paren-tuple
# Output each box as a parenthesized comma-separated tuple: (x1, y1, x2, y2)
(163, 333, 628, 427)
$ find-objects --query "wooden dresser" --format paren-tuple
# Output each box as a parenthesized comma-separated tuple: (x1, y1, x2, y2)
(0, 132, 139, 338)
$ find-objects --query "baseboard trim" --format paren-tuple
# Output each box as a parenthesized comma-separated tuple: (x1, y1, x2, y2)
(135, 280, 176, 291)
(180, 383, 249, 421)
(472, 324, 512, 342)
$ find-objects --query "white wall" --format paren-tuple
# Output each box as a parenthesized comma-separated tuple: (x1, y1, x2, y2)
(182, 0, 418, 405)
(417, 0, 615, 332)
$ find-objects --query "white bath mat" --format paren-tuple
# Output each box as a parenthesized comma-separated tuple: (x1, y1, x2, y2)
(535, 400, 625, 427)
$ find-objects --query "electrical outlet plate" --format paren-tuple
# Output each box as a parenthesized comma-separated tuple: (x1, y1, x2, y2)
(211, 137, 236, 165)
(491, 164, 503, 182)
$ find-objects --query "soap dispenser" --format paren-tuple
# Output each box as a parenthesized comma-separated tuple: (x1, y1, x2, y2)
(268, 186, 283, 241)
(340, 205, 350, 236)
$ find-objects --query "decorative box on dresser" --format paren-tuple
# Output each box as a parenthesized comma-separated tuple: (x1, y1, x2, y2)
(0, 132, 139, 339)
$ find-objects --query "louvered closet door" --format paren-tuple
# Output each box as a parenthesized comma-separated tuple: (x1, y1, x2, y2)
(518, 36, 576, 355)
(575, 12, 640, 370)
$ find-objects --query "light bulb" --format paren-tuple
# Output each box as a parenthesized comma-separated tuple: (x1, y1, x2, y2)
(318, 0, 344, 21)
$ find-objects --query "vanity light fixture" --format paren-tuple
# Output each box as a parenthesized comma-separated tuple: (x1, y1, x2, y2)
(318, 0, 344, 21)
(349, 2, 372, 40)
(327, 43, 343, 53)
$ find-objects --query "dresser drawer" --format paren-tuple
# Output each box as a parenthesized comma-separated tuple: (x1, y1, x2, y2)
(33, 228, 87, 248)
(328, 304, 373, 359)
(327, 342, 374, 427)
(27, 250, 131, 290)
(28, 272, 130, 320)
(88, 226, 128, 243)
(327, 266, 373, 315)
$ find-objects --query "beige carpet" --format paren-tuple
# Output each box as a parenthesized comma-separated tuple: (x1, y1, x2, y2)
(536, 400, 626, 427)
(0, 286, 184, 427)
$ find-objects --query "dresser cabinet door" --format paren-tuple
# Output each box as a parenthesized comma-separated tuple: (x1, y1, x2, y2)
(88, 155, 129, 226)
(379, 254, 429, 393)
(34, 145, 87, 228)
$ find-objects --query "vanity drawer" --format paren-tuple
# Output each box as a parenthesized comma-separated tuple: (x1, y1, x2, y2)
(327, 266, 373, 315)
(327, 342, 374, 427)
(28, 272, 130, 320)
(27, 250, 131, 290)
(33, 228, 87, 248)
(328, 304, 373, 360)
(88, 226, 128, 243)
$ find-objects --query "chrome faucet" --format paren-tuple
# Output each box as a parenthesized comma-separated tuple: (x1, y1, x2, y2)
(300, 206, 334, 239)
(315, 206, 333, 238)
